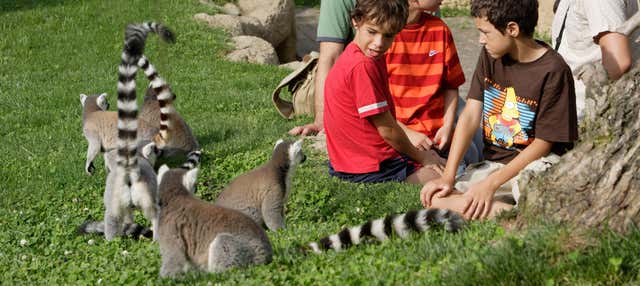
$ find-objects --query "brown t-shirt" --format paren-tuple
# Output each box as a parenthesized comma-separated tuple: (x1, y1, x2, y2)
(468, 43, 579, 164)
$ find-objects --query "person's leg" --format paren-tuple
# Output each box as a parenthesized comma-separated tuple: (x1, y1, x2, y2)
(406, 165, 441, 184)
(453, 96, 484, 173)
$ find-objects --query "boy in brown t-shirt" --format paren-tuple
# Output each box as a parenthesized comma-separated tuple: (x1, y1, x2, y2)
(420, 0, 578, 220)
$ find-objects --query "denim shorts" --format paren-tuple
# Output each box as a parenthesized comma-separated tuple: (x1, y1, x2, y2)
(328, 156, 419, 183)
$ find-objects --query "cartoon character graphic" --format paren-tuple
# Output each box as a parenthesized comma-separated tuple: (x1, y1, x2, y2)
(488, 87, 522, 148)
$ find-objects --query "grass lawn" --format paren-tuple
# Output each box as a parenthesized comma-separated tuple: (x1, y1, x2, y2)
(1, 0, 639, 285)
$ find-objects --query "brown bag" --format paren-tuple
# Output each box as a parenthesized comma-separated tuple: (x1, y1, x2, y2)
(272, 52, 319, 119)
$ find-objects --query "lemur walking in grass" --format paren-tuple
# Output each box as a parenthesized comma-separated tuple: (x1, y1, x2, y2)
(307, 208, 465, 253)
(80, 42, 199, 175)
(216, 139, 306, 231)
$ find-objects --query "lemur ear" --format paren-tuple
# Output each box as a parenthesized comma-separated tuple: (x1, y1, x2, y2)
(100, 92, 108, 98)
(183, 168, 199, 193)
(274, 139, 285, 150)
(158, 165, 170, 186)
(96, 94, 108, 109)
(80, 94, 87, 106)
(142, 142, 156, 159)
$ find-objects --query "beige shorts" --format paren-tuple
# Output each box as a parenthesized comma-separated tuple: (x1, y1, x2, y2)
(454, 154, 560, 205)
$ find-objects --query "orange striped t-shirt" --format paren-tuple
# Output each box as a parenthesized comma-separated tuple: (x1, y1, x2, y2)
(385, 13, 465, 137)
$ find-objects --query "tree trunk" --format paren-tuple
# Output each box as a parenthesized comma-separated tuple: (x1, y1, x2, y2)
(517, 62, 640, 233)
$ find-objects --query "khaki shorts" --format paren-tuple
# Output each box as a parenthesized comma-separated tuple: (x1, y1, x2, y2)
(454, 154, 560, 205)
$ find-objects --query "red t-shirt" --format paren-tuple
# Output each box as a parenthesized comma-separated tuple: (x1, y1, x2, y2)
(386, 13, 465, 138)
(324, 43, 400, 173)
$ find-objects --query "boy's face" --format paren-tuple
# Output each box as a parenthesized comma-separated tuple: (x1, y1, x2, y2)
(411, 0, 442, 12)
(351, 19, 396, 59)
(475, 17, 514, 59)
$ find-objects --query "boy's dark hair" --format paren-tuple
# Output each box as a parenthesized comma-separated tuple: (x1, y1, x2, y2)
(351, 0, 408, 35)
(471, 0, 538, 37)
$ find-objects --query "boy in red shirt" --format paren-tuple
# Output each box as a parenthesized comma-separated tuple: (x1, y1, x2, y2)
(324, 0, 443, 184)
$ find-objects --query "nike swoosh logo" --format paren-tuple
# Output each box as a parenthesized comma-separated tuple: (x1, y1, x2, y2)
(428, 50, 439, 57)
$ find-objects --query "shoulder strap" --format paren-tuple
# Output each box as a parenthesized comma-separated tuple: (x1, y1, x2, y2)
(555, 0, 569, 51)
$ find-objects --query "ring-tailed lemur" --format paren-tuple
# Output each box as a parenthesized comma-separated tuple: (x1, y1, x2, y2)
(215, 139, 306, 231)
(156, 161, 272, 278)
(80, 38, 200, 175)
(101, 22, 173, 241)
(136, 55, 200, 159)
(307, 208, 465, 253)
(77, 150, 202, 239)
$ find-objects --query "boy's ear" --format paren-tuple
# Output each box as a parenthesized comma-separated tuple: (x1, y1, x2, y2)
(506, 21, 520, 38)
(351, 18, 359, 29)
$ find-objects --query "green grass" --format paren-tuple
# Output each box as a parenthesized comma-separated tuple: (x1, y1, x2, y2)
(1, 0, 639, 285)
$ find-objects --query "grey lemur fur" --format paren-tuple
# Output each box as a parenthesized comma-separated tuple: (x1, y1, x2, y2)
(215, 139, 306, 231)
(156, 164, 272, 278)
(78, 150, 202, 239)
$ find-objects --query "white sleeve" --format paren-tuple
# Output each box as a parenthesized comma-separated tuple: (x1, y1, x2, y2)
(581, 0, 628, 39)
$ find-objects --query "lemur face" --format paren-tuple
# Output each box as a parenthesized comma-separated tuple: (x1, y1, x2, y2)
(288, 139, 306, 165)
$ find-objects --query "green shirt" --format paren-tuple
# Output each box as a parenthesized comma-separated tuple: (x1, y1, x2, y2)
(316, 0, 356, 43)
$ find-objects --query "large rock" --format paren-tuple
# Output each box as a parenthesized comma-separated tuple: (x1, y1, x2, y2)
(226, 36, 279, 65)
(195, 0, 297, 64)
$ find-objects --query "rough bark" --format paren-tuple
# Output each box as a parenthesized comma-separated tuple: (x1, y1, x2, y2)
(517, 63, 640, 233)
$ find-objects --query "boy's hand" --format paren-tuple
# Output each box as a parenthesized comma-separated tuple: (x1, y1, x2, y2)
(288, 123, 323, 136)
(462, 179, 496, 220)
(406, 129, 434, 151)
(420, 177, 455, 208)
(434, 124, 453, 151)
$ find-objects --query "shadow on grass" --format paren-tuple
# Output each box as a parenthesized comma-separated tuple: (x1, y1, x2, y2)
(1, 0, 69, 13)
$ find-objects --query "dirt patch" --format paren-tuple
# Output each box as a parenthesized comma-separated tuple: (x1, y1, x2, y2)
(443, 16, 481, 99)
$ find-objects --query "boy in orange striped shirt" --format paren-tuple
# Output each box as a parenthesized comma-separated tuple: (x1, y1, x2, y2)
(386, 0, 466, 155)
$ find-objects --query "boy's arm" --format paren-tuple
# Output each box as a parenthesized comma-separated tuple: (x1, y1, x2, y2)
(597, 32, 632, 80)
(463, 138, 553, 220)
(434, 88, 459, 150)
(396, 120, 434, 150)
(421, 98, 482, 207)
(369, 111, 441, 166)
(288, 42, 344, 136)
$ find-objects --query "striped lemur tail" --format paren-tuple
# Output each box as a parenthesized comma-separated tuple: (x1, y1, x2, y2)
(307, 208, 465, 253)
(137, 55, 175, 146)
(116, 22, 174, 182)
(77, 150, 201, 238)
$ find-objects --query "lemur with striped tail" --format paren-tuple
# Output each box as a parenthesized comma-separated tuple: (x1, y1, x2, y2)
(307, 208, 465, 253)
(101, 22, 172, 241)
(80, 42, 200, 175)
(78, 150, 202, 239)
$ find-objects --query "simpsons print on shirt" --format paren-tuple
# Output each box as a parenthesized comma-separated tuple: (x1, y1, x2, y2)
(482, 79, 537, 150)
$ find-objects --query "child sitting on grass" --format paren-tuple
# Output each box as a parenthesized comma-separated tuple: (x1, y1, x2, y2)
(324, 0, 444, 184)
(421, 0, 578, 219)
(386, 0, 482, 172)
